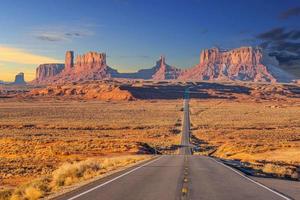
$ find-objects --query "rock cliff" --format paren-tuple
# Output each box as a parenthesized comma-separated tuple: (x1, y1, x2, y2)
(35, 51, 118, 83)
(35, 64, 65, 83)
(61, 51, 118, 82)
(179, 47, 277, 82)
(65, 51, 74, 72)
(34, 46, 288, 84)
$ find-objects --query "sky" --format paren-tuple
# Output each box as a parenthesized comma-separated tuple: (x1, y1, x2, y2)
(0, 0, 299, 81)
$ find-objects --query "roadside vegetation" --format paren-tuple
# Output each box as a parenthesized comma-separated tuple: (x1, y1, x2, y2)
(190, 99, 300, 179)
(0, 155, 149, 200)
(0, 100, 181, 191)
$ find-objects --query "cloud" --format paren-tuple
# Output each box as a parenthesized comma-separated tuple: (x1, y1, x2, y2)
(0, 45, 61, 64)
(32, 25, 94, 42)
(256, 27, 300, 41)
(279, 6, 300, 19)
(256, 27, 300, 66)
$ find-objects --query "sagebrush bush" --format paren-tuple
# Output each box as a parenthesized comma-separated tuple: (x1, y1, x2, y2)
(0, 190, 12, 200)
(0, 156, 147, 200)
(51, 159, 101, 187)
(24, 187, 42, 200)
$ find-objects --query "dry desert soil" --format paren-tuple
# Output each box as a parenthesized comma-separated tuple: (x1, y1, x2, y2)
(0, 80, 299, 199)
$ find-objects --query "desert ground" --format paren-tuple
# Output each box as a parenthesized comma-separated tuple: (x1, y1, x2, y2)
(0, 98, 182, 187)
(0, 80, 299, 199)
(188, 82, 300, 179)
(190, 99, 300, 178)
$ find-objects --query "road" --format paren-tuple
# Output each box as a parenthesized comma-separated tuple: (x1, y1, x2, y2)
(179, 88, 192, 155)
(55, 88, 291, 200)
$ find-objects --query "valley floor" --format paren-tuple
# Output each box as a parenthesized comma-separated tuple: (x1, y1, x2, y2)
(0, 80, 299, 199)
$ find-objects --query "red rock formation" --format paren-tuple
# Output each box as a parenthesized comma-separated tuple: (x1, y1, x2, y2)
(74, 52, 106, 72)
(29, 82, 135, 101)
(179, 47, 277, 82)
(61, 51, 117, 82)
(34, 47, 282, 84)
(152, 56, 181, 80)
(65, 51, 74, 71)
(35, 64, 65, 83)
(34, 51, 118, 83)
(117, 56, 181, 80)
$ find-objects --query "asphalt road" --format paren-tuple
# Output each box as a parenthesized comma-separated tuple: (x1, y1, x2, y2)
(179, 88, 192, 155)
(54, 88, 292, 200)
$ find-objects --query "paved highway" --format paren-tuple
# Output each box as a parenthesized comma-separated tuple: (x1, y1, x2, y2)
(179, 88, 192, 155)
(54, 88, 291, 200)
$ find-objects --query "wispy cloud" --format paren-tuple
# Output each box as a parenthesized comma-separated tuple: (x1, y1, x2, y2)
(0, 45, 61, 64)
(32, 24, 95, 42)
(256, 27, 300, 41)
(279, 6, 300, 19)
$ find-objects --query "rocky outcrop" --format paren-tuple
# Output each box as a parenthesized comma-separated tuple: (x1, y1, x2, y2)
(179, 47, 277, 82)
(152, 56, 181, 80)
(115, 56, 181, 80)
(34, 46, 288, 84)
(29, 82, 135, 101)
(65, 51, 74, 71)
(35, 64, 65, 83)
(74, 52, 106, 72)
(14, 72, 26, 84)
(35, 51, 118, 83)
(60, 51, 118, 82)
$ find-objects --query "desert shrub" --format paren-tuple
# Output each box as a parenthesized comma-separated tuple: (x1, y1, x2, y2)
(0, 189, 12, 200)
(1, 156, 148, 200)
(24, 187, 42, 200)
(51, 159, 101, 187)
(262, 163, 294, 177)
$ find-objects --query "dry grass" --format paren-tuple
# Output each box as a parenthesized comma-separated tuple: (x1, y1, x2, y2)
(190, 98, 300, 177)
(0, 155, 148, 200)
(0, 99, 181, 189)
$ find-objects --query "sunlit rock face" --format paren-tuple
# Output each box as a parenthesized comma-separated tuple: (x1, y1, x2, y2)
(179, 47, 277, 82)
(35, 51, 118, 83)
(34, 46, 292, 84)
(152, 56, 181, 80)
(35, 64, 65, 83)
(75, 52, 106, 72)
(65, 51, 74, 72)
(63, 51, 118, 82)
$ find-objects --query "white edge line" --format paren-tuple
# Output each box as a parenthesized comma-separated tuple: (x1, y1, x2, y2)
(66, 156, 163, 200)
(209, 157, 291, 200)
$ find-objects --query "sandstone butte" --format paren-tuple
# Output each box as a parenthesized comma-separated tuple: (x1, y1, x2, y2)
(34, 46, 293, 84)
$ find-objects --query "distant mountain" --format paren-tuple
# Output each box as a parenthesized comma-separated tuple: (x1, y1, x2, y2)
(34, 51, 118, 84)
(35, 64, 65, 83)
(114, 56, 181, 80)
(34, 52, 180, 83)
(33, 46, 294, 84)
(14, 72, 26, 85)
(180, 47, 274, 82)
